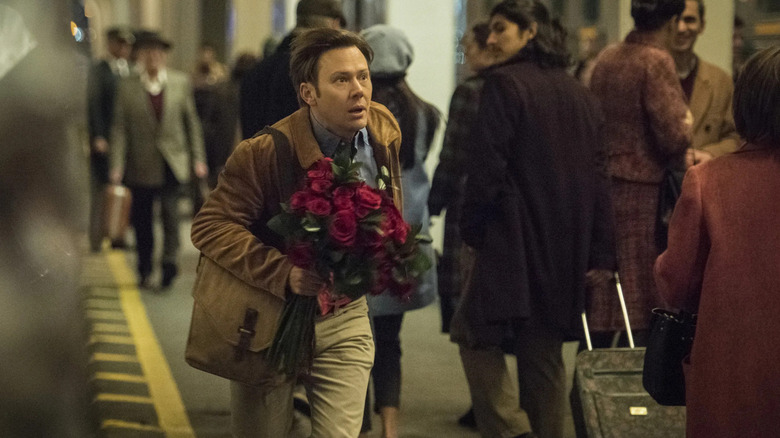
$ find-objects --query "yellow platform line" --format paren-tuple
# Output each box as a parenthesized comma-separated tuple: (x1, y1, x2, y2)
(92, 372, 147, 384)
(94, 393, 153, 404)
(92, 322, 130, 334)
(106, 251, 196, 438)
(101, 419, 163, 433)
(89, 334, 135, 345)
(90, 352, 138, 363)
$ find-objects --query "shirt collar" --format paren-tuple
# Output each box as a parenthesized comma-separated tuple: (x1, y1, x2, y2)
(309, 113, 368, 157)
(140, 68, 167, 95)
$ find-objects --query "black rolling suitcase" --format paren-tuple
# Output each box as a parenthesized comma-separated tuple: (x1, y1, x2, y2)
(571, 273, 686, 438)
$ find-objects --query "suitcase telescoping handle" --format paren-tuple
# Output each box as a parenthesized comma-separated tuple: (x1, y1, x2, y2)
(581, 272, 635, 351)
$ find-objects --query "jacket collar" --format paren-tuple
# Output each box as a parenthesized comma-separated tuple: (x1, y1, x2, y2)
(283, 105, 393, 177)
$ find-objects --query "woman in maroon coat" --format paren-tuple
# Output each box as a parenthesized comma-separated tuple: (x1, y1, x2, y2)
(588, 0, 691, 340)
(655, 46, 780, 438)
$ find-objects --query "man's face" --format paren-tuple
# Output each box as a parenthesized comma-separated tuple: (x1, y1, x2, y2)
(486, 14, 536, 63)
(107, 39, 132, 60)
(138, 46, 168, 75)
(672, 1, 704, 53)
(302, 46, 372, 140)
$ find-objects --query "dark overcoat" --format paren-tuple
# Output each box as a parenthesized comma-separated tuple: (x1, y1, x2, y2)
(239, 33, 299, 139)
(655, 145, 780, 437)
(456, 53, 615, 344)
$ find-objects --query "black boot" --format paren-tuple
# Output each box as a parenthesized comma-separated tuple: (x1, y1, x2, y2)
(161, 262, 178, 289)
(457, 407, 477, 429)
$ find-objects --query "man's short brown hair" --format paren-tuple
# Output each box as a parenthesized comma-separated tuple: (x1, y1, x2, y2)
(734, 45, 780, 147)
(289, 28, 373, 107)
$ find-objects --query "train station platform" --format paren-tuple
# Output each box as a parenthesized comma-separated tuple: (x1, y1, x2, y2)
(80, 221, 580, 437)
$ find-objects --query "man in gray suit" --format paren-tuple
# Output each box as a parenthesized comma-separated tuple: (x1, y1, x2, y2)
(109, 31, 207, 289)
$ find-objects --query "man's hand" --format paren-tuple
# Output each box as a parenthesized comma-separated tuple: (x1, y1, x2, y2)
(288, 266, 325, 296)
(194, 161, 208, 179)
(686, 148, 713, 167)
(92, 137, 108, 154)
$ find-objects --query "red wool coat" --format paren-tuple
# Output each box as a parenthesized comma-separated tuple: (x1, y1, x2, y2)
(655, 144, 780, 438)
(588, 30, 692, 331)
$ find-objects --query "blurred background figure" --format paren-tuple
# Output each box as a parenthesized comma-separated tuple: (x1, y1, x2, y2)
(572, 27, 606, 86)
(191, 43, 228, 89)
(87, 26, 134, 251)
(655, 45, 780, 438)
(453, 1, 615, 437)
(240, 0, 345, 139)
(109, 31, 207, 290)
(360, 24, 440, 438)
(427, 20, 493, 431)
(429, 21, 493, 336)
(0, 1, 91, 436)
(670, 0, 739, 163)
(586, 0, 691, 348)
(191, 51, 256, 213)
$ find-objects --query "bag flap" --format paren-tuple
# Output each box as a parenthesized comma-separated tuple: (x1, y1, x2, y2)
(191, 254, 285, 352)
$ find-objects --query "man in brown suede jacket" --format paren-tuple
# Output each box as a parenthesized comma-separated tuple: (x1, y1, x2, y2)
(191, 28, 402, 438)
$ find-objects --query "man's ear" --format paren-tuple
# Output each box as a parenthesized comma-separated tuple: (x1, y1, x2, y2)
(299, 82, 317, 107)
(528, 21, 538, 40)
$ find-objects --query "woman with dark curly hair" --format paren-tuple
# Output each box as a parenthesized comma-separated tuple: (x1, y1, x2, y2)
(656, 45, 780, 438)
(453, 1, 616, 437)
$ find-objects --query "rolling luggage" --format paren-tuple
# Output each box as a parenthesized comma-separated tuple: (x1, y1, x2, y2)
(571, 273, 686, 438)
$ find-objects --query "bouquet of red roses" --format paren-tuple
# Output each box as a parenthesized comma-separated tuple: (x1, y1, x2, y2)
(266, 153, 431, 375)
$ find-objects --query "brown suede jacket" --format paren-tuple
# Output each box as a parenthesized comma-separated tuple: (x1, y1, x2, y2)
(191, 103, 402, 306)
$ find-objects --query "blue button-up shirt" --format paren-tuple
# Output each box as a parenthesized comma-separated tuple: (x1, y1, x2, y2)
(310, 116, 378, 188)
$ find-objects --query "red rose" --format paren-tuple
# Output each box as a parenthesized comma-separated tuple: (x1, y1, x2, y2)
(305, 196, 332, 216)
(287, 242, 314, 268)
(329, 210, 358, 247)
(309, 178, 333, 194)
(333, 186, 356, 212)
(289, 191, 312, 211)
(311, 157, 334, 173)
(355, 184, 382, 218)
(381, 205, 409, 243)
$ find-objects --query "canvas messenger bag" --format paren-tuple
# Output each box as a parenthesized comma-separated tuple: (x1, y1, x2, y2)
(184, 126, 296, 386)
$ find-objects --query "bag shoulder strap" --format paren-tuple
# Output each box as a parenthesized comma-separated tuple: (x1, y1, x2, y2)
(253, 126, 297, 201)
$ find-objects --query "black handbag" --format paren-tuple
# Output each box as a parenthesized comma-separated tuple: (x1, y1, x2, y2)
(655, 168, 685, 251)
(642, 308, 697, 406)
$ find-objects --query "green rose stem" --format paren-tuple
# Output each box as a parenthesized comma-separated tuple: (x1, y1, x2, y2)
(266, 294, 318, 375)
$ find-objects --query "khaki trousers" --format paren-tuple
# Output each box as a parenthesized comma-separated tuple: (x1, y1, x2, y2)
(459, 323, 566, 438)
(231, 297, 374, 438)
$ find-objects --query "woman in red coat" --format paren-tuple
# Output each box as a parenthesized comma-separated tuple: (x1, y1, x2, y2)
(655, 46, 780, 438)
(588, 0, 691, 341)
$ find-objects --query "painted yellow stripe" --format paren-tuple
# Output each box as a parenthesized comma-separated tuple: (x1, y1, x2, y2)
(92, 372, 147, 383)
(89, 334, 135, 345)
(106, 251, 196, 438)
(94, 393, 153, 404)
(85, 298, 121, 310)
(92, 322, 130, 334)
(101, 419, 163, 432)
(86, 309, 126, 321)
(90, 352, 138, 363)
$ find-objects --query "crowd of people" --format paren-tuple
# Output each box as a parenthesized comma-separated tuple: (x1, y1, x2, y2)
(85, 0, 780, 437)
